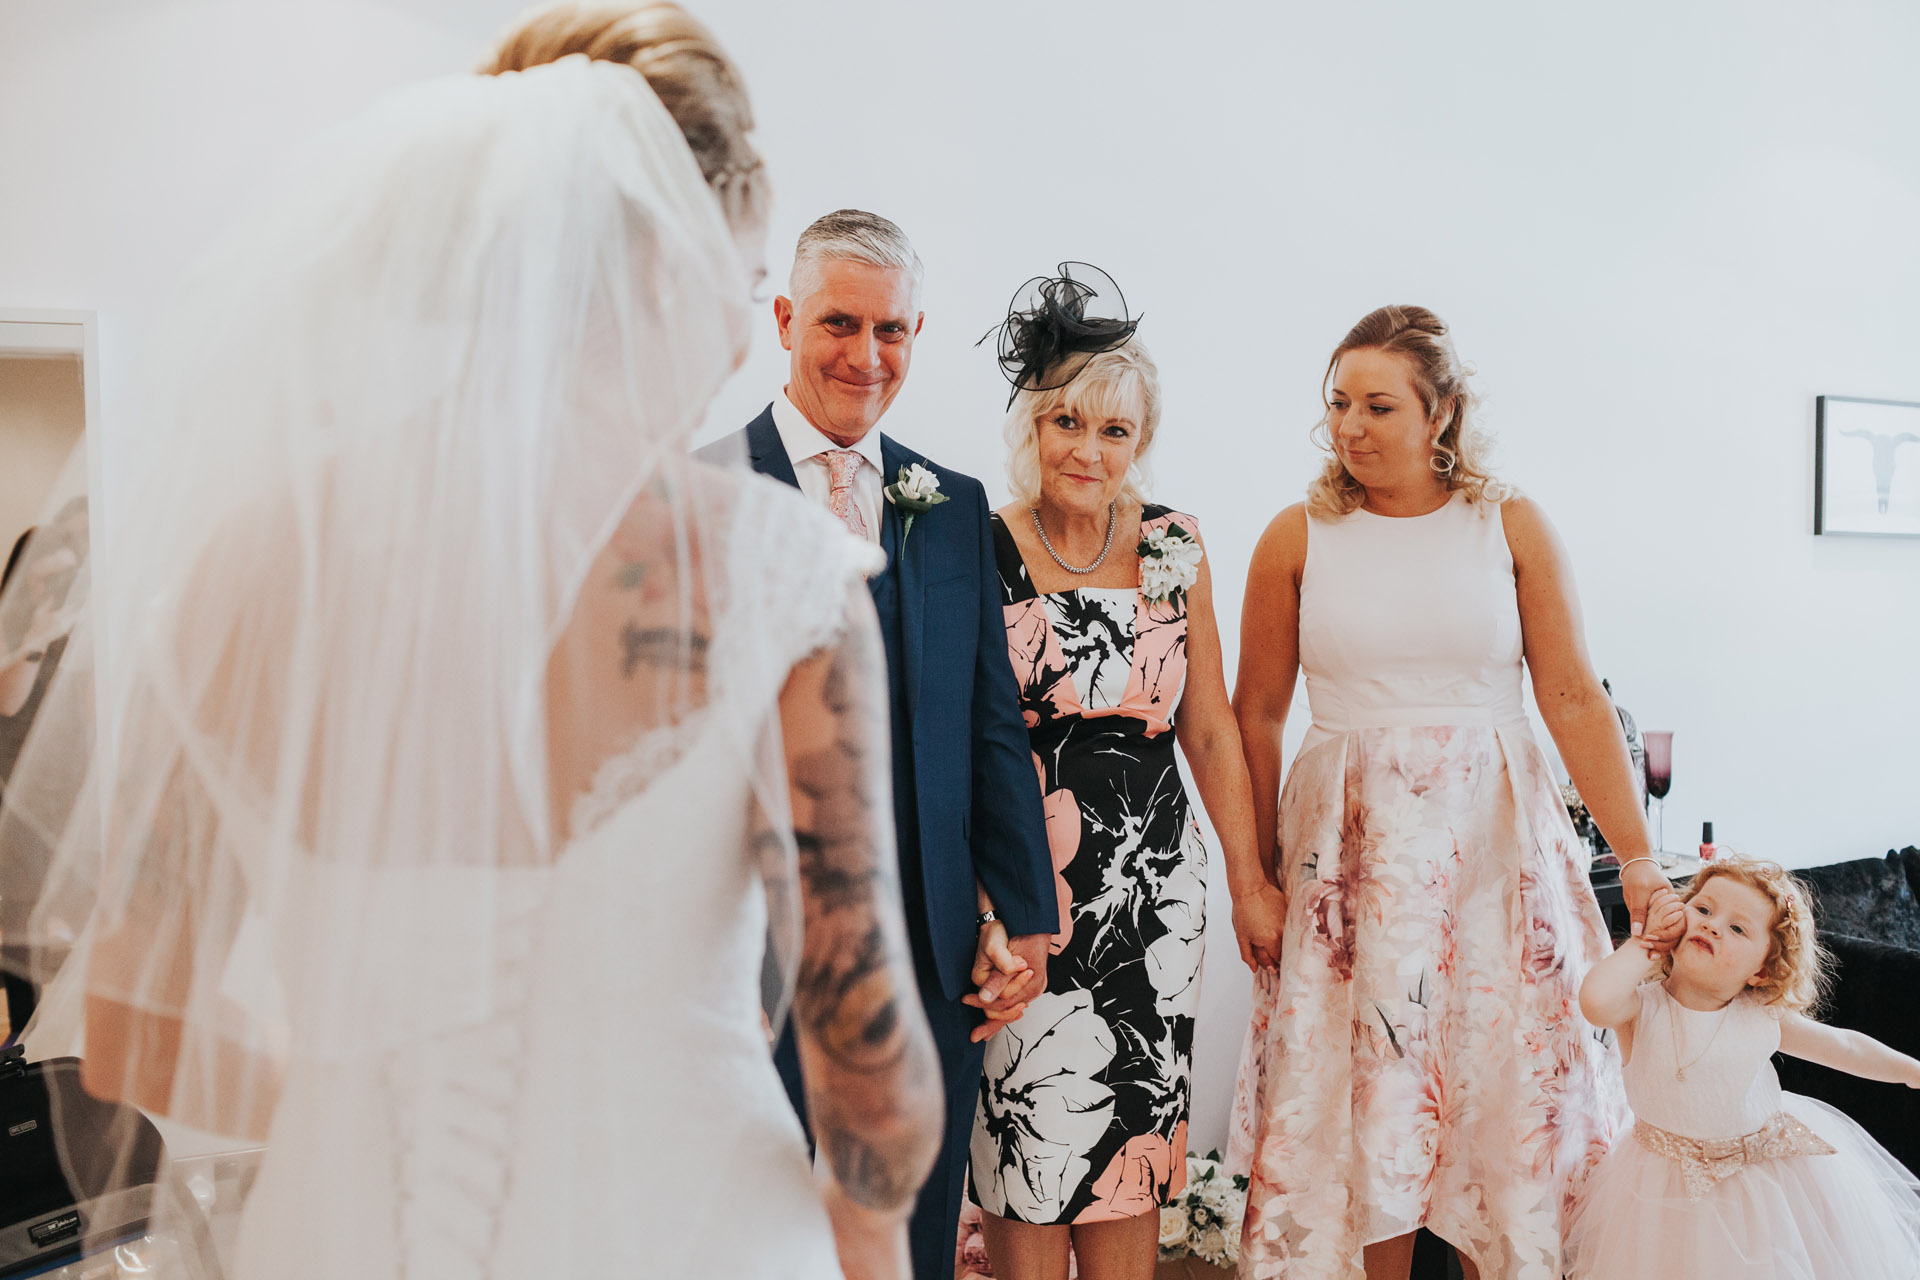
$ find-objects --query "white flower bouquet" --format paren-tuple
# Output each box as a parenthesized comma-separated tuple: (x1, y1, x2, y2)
(1157, 1149, 1246, 1269)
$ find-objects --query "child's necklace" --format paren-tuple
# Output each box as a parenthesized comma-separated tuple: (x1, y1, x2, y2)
(1664, 983, 1731, 1081)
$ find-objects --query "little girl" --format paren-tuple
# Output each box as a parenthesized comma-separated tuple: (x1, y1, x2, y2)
(1567, 856, 1920, 1279)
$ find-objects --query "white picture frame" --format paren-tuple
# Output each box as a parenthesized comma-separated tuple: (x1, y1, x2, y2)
(1815, 395, 1920, 539)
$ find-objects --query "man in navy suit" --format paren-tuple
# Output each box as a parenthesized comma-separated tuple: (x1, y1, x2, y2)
(706, 210, 1055, 1280)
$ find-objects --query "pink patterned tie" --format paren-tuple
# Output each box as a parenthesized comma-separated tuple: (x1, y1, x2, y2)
(825, 449, 869, 540)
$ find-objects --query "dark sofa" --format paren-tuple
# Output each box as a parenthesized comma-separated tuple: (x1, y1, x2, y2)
(1775, 846, 1920, 1176)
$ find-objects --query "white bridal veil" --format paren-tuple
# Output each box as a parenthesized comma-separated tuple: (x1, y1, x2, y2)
(0, 52, 815, 1266)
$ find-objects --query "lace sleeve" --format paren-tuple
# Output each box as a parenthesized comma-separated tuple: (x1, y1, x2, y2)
(723, 476, 885, 686)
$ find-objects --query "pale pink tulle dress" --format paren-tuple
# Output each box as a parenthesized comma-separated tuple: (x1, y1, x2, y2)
(1565, 982, 1920, 1280)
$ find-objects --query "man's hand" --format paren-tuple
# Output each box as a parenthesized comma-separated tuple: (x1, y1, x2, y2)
(1621, 857, 1679, 955)
(962, 923, 1050, 1043)
(963, 920, 1031, 1042)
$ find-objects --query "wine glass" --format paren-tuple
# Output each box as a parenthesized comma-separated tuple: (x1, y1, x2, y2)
(1642, 730, 1674, 854)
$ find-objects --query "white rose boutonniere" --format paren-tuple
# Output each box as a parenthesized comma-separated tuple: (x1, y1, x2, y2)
(883, 463, 948, 549)
(1137, 521, 1202, 605)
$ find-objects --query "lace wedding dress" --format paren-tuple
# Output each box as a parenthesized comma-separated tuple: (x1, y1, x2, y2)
(227, 487, 875, 1280)
(0, 57, 873, 1280)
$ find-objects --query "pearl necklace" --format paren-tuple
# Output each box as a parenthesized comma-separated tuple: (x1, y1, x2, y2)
(1031, 502, 1117, 575)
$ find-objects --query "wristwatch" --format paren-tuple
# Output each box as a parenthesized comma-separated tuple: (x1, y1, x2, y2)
(976, 909, 998, 927)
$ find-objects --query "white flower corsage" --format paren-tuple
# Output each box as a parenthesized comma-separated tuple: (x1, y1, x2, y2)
(883, 463, 948, 548)
(1137, 521, 1202, 604)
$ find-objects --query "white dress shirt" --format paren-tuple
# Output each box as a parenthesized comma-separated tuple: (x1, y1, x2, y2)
(771, 391, 885, 545)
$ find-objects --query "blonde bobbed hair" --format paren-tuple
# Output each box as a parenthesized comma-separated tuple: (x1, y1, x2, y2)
(481, 3, 770, 233)
(1307, 304, 1506, 519)
(1663, 857, 1833, 1015)
(1003, 340, 1161, 511)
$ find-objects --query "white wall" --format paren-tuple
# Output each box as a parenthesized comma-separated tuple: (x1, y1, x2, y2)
(4, 0, 1916, 1153)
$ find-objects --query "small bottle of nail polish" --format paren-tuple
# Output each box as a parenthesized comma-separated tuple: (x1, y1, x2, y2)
(1699, 821, 1717, 861)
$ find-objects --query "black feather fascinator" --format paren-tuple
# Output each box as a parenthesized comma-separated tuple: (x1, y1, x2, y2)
(980, 262, 1139, 408)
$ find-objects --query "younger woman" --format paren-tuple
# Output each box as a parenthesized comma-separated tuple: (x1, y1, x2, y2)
(1570, 857, 1920, 1278)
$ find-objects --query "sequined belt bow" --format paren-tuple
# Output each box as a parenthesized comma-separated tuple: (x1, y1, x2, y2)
(1634, 1113, 1836, 1200)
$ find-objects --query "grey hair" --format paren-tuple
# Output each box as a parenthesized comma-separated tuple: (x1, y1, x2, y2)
(788, 208, 925, 305)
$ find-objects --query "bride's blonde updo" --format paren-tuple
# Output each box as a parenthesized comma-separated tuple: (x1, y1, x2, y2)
(482, 3, 770, 233)
(1306, 304, 1506, 519)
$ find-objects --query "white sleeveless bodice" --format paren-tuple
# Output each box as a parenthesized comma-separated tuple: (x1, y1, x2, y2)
(228, 480, 869, 1280)
(1298, 492, 1525, 753)
(1625, 982, 1784, 1140)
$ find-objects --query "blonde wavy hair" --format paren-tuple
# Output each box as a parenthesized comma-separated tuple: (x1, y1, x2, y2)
(1003, 340, 1161, 511)
(1306, 304, 1505, 519)
(481, 3, 770, 234)
(1663, 857, 1833, 1014)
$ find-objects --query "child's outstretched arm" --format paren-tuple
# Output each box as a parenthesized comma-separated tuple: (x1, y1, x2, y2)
(1779, 1015, 1920, 1088)
(1580, 886, 1685, 1031)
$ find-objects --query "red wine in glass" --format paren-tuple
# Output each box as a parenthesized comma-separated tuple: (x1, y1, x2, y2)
(1643, 731, 1674, 852)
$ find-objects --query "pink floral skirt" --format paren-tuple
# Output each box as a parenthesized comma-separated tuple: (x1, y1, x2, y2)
(1227, 725, 1626, 1279)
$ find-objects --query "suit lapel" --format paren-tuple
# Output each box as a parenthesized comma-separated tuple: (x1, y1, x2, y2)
(745, 405, 800, 489)
(881, 435, 925, 724)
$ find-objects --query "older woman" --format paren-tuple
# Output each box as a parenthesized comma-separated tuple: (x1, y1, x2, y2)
(967, 267, 1285, 1280)
(1227, 305, 1670, 1280)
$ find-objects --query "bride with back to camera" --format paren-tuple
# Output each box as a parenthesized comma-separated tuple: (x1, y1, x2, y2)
(0, 5, 940, 1279)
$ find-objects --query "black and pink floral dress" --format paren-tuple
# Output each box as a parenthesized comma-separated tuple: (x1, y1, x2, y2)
(967, 506, 1206, 1225)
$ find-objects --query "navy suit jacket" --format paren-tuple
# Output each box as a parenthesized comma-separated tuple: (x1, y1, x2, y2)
(710, 405, 1054, 1000)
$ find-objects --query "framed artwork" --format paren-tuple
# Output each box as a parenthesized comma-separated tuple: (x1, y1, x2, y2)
(1815, 395, 1920, 539)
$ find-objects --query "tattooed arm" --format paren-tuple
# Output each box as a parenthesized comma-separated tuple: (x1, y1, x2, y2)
(778, 583, 942, 1280)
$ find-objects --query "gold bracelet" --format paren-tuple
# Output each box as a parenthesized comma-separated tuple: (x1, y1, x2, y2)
(1618, 856, 1662, 876)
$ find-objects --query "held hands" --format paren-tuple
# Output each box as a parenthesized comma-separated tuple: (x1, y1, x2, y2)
(1622, 858, 1683, 954)
(1639, 886, 1687, 951)
(1232, 882, 1287, 972)
(963, 921, 1050, 1043)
